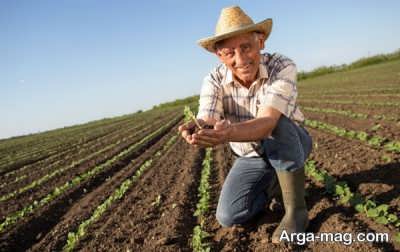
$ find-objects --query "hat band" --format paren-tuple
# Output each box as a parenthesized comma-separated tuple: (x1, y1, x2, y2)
(216, 23, 255, 36)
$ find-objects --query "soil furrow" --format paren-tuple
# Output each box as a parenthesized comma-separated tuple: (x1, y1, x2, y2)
(307, 127, 400, 211)
(0, 112, 178, 196)
(77, 138, 203, 251)
(28, 126, 179, 252)
(0, 118, 180, 251)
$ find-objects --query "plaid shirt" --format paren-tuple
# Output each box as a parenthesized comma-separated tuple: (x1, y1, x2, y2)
(197, 52, 305, 157)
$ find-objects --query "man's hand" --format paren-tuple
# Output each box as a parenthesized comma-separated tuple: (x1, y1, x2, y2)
(178, 120, 199, 144)
(191, 120, 231, 147)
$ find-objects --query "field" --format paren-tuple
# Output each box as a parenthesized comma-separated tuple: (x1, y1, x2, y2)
(0, 59, 399, 251)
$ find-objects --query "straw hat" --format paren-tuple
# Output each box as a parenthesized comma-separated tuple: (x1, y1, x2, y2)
(198, 6, 272, 52)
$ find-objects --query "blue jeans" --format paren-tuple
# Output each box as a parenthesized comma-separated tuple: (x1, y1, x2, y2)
(216, 116, 312, 227)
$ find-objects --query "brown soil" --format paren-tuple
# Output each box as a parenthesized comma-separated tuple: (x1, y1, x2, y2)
(0, 114, 144, 176)
(0, 112, 176, 195)
(0, 119, 181, 251)
(27, 127, 180, 252)
(0, 117, 173, 220)
(299, 102, 400, 122)
(0, 109, 399, 251)
(77, 138, 203, 251)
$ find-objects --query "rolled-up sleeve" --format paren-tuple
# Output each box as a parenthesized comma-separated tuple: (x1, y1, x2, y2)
(197, 73, 223, 120)
(259, 64, 297, 117)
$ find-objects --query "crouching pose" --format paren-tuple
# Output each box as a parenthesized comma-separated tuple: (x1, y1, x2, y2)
(178, 6, 312, 243)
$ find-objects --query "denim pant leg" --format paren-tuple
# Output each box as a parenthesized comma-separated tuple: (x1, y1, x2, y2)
(262, 116, 313, 172)
(216, 157, 276, 227)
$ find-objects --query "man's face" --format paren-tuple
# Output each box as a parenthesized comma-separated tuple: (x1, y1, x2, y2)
(215, 32, 264, 86)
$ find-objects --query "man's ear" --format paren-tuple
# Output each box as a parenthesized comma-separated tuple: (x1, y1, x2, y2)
(258, 33, 266, 50)
(214, 50, 225, 63)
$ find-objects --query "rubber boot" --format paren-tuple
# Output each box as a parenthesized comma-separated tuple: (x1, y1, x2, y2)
(265, 173, 283, 212)
(272, 167, 308, 244)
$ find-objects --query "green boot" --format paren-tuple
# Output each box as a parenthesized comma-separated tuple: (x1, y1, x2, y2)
(266, 173, 283, 212)
(272, 167, 308, 244)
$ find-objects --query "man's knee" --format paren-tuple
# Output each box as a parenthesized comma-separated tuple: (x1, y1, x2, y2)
(216, 208, 235, 227)
(216, 199, 244, 227)
(262, 116, 312, 171)
(216, 201, 252, 227)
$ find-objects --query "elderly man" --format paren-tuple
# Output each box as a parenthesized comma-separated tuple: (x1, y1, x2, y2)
(178, 6, 312, 243)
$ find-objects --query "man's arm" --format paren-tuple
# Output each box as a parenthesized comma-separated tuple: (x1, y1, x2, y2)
(192, 58, 297, 147)
(190, 106, 281, 147)
(225, 106, 281, 141)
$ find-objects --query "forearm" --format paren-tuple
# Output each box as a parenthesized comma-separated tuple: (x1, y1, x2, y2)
(227, 117, 277, 142)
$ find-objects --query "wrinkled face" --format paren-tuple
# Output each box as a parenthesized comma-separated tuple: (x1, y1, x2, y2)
(215, 32, 264, 87)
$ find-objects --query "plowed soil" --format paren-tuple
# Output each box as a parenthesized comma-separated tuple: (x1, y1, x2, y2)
(1, 61, 400, 251)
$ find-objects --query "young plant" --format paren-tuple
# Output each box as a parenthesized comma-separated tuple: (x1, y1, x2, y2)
(305, 160, 400, 244)
(184, 106, 203, 129)
(191, 148, 213, 252)
(151, 195, 162, 208)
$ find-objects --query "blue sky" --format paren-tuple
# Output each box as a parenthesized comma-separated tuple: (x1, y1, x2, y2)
(1, 0, 399, 139)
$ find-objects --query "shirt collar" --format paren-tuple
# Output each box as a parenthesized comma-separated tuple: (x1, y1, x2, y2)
(223, 58, 269, 87)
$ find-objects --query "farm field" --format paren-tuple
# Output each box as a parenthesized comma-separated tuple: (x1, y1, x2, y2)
(0, 59, 400, 251)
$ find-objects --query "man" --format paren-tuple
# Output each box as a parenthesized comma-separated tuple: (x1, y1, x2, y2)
(178, 6, 312, 243)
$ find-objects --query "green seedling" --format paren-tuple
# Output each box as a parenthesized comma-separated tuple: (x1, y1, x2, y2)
(184, 106, 203, 129)
(192, 148, 213, 252)
(151, 195, 162, 207)
(381, 155, 392, 163)
(370, 124, 381, 131)
(384, 141, 400, 153)
(305, 159, 400, 242)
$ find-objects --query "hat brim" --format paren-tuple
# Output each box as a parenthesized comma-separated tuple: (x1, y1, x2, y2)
(197, 18, 272, 53)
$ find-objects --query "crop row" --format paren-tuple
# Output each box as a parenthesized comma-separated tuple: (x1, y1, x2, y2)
(0, 114, 176, 202)
(303, 107, 368, 119)
(304, 119, 400, 153)
(300, 93, 400, 100)
(0, 114, 139, 173)
(300, 86, 400, 96)
(302, 106, 399, 122)
(305, 160, 400, 243)
(0, 109, 147, 155)
(0, 108, 177, 172)
(300, 99, 400, 108)
(63, 134, 179, 251)
(192, 148, 213, 252)
(0, 115, 182, 233)
(1, 114, 153, 181)
(0, 111, 179, 197)
(0, 116, 133, 169)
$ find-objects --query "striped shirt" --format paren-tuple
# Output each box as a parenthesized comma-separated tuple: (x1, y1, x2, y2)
(197, 52, 305, 157)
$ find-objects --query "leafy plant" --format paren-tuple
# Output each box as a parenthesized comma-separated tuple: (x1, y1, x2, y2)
(356, 131, 368, 141)
(304, 119, 399, 153)
(381, 155, 392, 163)
(63, 134, 178, 251)
(151, 195, 162, 208)
(384, 141, 400, 153)
(305, 160, 400, 243)
(0, 117, 181, 234)
(395, 233, 400, 243)
(370, 124, 381, 132)
(184, 106, 202, 129)
(192, 148, 213, 252)
(367, 136, 385, 147)
(192, 225, 211, 252)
